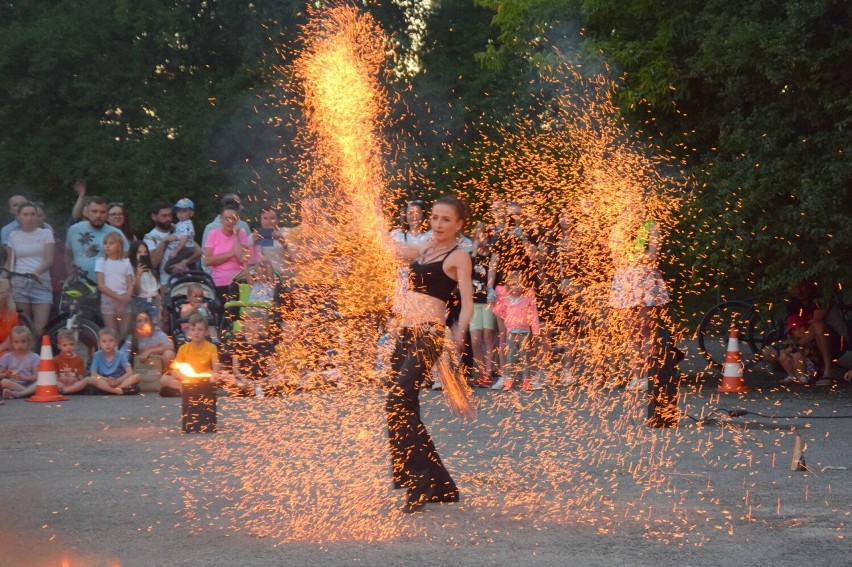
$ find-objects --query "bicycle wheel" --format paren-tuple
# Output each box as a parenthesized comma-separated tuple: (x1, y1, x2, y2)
(696, 300, 759, 368)
(48, 318, 100, 369)
(747, 309, 783, 363)
(15, 310, 37, 345)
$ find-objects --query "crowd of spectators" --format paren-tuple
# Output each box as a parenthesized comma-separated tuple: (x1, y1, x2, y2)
(2, 186, 849, 401)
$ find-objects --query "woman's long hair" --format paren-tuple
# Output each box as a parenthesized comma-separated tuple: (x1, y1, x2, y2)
(108, 203, 136, 242)
(127, 308, 154, 358)
(128, 240, 154, 271)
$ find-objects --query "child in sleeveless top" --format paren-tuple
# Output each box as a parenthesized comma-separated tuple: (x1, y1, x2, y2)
(491, 271, 541, 391)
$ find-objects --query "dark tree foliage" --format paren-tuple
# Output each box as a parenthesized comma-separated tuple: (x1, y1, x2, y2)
(478, 0, 852, 298)
(0, 0, 410, 229)
(402, 0, 530, 206)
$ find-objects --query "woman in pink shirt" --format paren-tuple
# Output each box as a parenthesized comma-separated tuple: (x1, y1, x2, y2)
(202, 204, 248, 306)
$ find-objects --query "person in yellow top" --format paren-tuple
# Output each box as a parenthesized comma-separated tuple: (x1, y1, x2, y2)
(159, 314, 220, 397)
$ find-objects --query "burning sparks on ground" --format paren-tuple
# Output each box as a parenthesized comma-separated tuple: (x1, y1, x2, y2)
(148, 2, 850, 549)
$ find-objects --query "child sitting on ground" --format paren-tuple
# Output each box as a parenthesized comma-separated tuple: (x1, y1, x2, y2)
(491, 271, 541, 391)
(1, 325, 41, 399)
(160, 314, 220, 397)
(55, 328, 90, 395)
(122, 310, 175, 371)
(90, 327, 141, 395)
(779, 313, 827, 386)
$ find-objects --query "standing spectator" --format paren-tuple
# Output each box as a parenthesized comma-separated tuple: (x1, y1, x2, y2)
(33, 202, 50, 229)
(4, 201, 54, 338)
(106, 202, 137, 242)
(143, 202, 202, 287)
(1, 194, 28, 245)
(143, 202, 175, 285)
(128, 240, 161, 325)
(164, 198, 198, 275)
(0, 278, 20, 355)
(390, 200, 429, 246)
(65, 196, 127, 282)
(487, 201, 539, 375)
(608, 200, 670, 391)
(203, 204, 248, 306)
(470, 223, 497, 387)
(390, 200, 430, 315)
(491, 271, 542, 391)
(201, 194, 251, 250)
(95, 232, 134, 341)
(539, 209, 580, 386)
(3, 193, 53, 247)
(69, 179, 88, 223)
(249, 205, 288, 274)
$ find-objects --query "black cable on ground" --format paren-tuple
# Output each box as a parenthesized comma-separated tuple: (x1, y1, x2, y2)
(682, 407, 852, 425)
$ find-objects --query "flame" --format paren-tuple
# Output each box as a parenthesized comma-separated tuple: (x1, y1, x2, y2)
(174, 362, 211, 379)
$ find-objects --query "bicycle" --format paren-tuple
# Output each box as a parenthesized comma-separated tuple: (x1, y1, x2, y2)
(44, 268, 102, 366)
(696, 295, 785, 369)
(697, 288, 852, 369)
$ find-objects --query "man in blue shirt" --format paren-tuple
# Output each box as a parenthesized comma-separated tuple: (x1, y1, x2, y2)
(65, 196, 128, 281)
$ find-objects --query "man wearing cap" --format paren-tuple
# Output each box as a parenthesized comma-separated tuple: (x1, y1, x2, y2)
(163, 198, 198, 275)
(143, 202, 200, 288)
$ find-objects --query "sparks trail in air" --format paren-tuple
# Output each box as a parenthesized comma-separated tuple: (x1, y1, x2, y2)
(152, 10, 845, 546)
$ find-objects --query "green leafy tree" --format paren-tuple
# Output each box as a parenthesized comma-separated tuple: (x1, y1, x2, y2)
(471, 0, 852, 297)
(0, 1, 307, 228)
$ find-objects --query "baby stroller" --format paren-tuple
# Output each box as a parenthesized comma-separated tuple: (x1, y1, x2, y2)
(218, 267, 283, 353)
(217, 269, 286, 395)
(164, 270, 222, 348)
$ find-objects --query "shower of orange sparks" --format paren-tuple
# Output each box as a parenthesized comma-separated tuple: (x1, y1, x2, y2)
(294, 3, 397, 322)
(158, 11, 836, 548)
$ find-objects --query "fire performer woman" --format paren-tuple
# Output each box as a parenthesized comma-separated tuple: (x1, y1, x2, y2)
(389, 195, 474, 513)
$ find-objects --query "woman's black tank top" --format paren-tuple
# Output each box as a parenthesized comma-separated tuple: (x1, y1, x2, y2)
(408, 246, 458, 303)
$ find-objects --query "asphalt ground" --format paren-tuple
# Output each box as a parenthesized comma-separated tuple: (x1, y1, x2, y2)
(1, 351, 851, 567)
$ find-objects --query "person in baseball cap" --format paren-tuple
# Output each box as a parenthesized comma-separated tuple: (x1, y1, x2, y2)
(164, 198, 197, 275)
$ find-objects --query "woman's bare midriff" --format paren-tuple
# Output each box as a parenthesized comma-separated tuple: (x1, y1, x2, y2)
(398, 291, 448, 327)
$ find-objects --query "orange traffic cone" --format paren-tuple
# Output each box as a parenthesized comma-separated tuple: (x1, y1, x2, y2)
(717, 328, 750, 393)
(27, 336, 69, 403)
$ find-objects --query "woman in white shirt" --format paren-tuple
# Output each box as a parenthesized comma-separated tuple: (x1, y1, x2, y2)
(4, 201, 55, 337)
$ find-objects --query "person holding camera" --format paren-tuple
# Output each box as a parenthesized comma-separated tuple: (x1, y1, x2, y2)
(128, 240, 161, 326)
(250, 205, 288, 274)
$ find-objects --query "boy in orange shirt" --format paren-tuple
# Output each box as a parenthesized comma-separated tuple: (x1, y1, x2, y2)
(55, 328, 90, 395)
(160, 314, 220, 397)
